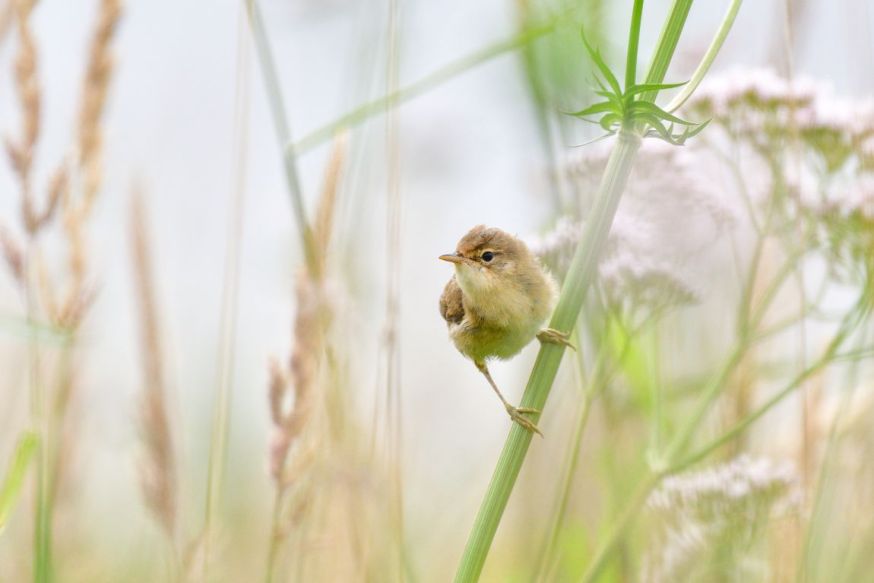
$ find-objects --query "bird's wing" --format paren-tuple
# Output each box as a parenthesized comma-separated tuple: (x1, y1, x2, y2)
(439, 276, 465, 325)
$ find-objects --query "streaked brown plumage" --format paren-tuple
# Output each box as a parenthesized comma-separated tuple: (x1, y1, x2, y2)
(439, 225, 571, 435)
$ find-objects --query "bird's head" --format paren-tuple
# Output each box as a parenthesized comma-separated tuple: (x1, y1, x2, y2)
(439, 225, 531, 297)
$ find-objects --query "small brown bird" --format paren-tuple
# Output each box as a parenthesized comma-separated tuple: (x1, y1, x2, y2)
(439, 225, 572, 435)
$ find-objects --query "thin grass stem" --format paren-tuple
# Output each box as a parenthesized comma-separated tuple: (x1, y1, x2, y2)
(674, 293, 871, 472)
(579, 472, 662, 583)
(244, 0, 318, 274)
(202, 9, 250, 578)
(292, 20, 561, 155)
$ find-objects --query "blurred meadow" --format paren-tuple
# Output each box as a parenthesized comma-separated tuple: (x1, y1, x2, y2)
(1, 0, 874, 581)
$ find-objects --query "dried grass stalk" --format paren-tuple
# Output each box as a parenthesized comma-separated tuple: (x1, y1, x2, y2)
(0, 223, 24, 283)
(268, 133, 347, 489)
(61, 0, 121, 318)
(130, 190, 176, 540)
(76, 0, 121, 213)
(5, 0, 38, 184)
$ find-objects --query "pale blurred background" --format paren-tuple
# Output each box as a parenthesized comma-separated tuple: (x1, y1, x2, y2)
(1, 0, 873, 580)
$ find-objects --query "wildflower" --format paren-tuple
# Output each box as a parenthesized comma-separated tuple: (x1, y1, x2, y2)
(531, 139, 735, 316)
(643, 455, 801, 582)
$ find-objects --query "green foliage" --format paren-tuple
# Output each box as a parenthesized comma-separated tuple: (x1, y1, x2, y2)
(569, 28, 708, 144)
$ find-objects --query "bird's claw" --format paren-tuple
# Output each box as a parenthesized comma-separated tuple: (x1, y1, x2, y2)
(505, 403, 543, 436)
(537, 328, 576, 351)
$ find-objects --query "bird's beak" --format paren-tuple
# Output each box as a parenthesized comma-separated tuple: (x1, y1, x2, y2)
(439, 253, 465, 265)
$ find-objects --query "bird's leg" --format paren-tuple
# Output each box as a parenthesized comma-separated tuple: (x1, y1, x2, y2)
(537, 327, 575, 351)
(475, 360, 542, 436)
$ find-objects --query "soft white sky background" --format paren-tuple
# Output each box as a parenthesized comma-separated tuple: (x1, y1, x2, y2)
(1, 0, 873, 564)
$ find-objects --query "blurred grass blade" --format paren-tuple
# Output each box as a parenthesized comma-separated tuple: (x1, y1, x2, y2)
(292, 20, 562, 154)
(0, 432, 38, 534)
(244, 0, 318, 274)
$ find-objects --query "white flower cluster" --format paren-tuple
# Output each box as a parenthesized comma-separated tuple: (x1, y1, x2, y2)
(688, 67, 820, 119)
(529, 139, 735, 315)
(599, 213, 702, 309)
(642, 455, 801, 582)
(687, 67, 874, 170)
(686, 67, 874, 275)
(528, 213, 703, 313)
(648, 454, 801, 514)
(527, 215, 579, 276)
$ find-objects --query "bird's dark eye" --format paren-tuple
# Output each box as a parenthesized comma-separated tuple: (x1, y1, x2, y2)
(482, 251, 494, 262)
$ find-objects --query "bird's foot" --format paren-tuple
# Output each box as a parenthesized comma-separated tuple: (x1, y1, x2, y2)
(505, 403, 543, 437)
(537, 328, 576, 351)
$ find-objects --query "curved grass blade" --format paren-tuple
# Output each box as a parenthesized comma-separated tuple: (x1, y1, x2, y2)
(625, 80, 687, 99)
(580, 27, 622, 97)
(0, 431, 38, 534)
(566, 101, 618, 118)
(599, 112, 623, 132)
(629, 100, 696, 125)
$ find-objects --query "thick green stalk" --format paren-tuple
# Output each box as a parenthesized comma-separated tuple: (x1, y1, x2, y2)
(453, 130, 642, 583)
(453, 1, 706, 579)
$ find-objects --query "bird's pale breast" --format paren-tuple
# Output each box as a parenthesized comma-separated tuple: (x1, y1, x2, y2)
(440, 272, 554, 363)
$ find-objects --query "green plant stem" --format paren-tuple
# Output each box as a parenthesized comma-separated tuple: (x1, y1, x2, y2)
(244, 0, 318, 275)
(23, 241, 51, 583)
(0, 314, 70, 345)
(0, 431, 37, 533)
(666, 0, 743, 112)
(532, 345, 599, 582)
(453, 129, 642, 583)
(533, 324, 635, 582)
(204, 10, 251, 579)
(578, 292, 868, 581)
(452, 0, 741, 578)
(802, 326, 869, 576)
(625, 0, 644, 90)
(579, 472, 662, 583)
(514, 0, 567, 213)
(264, 489, 284, 583)
(292, 21, 559, 154)
(664, 207, 799, 462)
(640, 0, 693, 100)
(674, 293, 870, 473)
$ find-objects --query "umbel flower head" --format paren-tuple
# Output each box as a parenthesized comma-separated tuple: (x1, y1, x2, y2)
(530, 139, 735, 317)
(643, 455, 801, 582)
(686, 67, 874, 172)
(687, 67, 874, 281)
